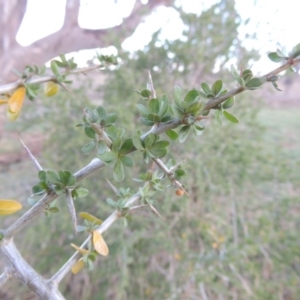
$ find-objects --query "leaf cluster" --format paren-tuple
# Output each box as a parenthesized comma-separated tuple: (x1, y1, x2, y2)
(133, 133, 169, 163)
(136, 93, 172, 126)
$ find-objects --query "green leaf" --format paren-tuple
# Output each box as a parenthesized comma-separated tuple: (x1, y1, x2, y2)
(97, 140, 107, 155)
(99, 151, 117, 164)
(53, 186, 64, 195)
(173, 85, 183, 107)
(171, 104, 184, 119)
(28, 197, 38, 206)
(230, 65, 240, 80)
(81, 140, 96, 153)
(32, 184, 45, 194)
(230, 66, 244, 87)
(106, 126, 124, 140)
(215, 110, 222, 125)
(212, 80, 223, 96)
(58, 170, 68, 185)
(201, 83, 212, 95)
(132, 135, 144, 150)
(245, 77, 266, 90)
(85, 127, 95, 138)
(26, 86, 38, 100)
(48, 207, 60, 214)
(150, 140, 170, 150)
(76, 225, 88, 232)
(289, 43, 300, 58)
(46, 170, 60, 184)
(147, 113, 161, 122)
(184, 89, 200, 103)
(91, 109, 100, 123)
(194, 121, 205, 130)
(65, 172, 76, 186)
(268, 52, 285, 63)
(141, 89, 152, 98)
(193, 125, 204, 136)
(136, 104, 149, 117)
(271, 81, 282, 91)
(75, 187, 89, 198)
(106, 198, 118, 209)
(237, 76, 245, 87)
(178, 126, 191, 143)
(242, 69, 253, 82)
(186, 101, 202, 115)
(144, 133, 158, 149)
(113, 160, 125, 182)
(140, 117, 155, 126)
(50, 60, 60, 76)
(166, 129, 178, 140)
(119, 138, 133, 155)
(222, 97, 235, 109)
(149, 148, 168, 158)
(106, 113, 118, 124)
(96, 106, 107, 120)
(121, 156, 133, 167)
(38, 171, 47, 182)
(161, 114, 172, 122)
(112, 137, 122, 153)
(223, 110, 239, 123)
(143, 152, 150, 164)
(175, 169, 185, 178)
(149, 98, 160, 114)
(158, 95, 169, 117)
(202, 110, 210, 116)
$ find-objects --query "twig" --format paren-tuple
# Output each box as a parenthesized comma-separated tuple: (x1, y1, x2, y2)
(3, 121, 183, 240)
(204, 57, 300, 111)
(106, 179, 120, 195)
(3, 158, 105, 239)
(0, 269, 11, 287)
(66, 189, 77, 234)
(0, 242, 65, 299)
(149, 204, 164, 220)
(51, 193, 142, 284)
(0, 64, 103, 94)
(90, 123, 113, 147)
(152, 158, 190, 198)
(17, 134, 43, 171)
(2, 58, 300, 293)
(147, 70, 156, 98)
(199, 282, 209, 300)
(229, 263, 254, 297)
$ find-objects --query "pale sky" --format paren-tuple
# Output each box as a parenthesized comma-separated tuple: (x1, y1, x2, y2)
(16, 0, 299, 74)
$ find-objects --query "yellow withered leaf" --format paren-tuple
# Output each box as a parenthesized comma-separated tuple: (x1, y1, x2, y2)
(71, 258, 85, 274)
(8, 87, 26, 113)
(7, 87, 26, 121)
(0, 199, 22, 215)
(0, 99, 8, 105)
(70, 243, 90, 255)
(92, 231, 109, 256)
(44, 81, 59, 97)
(79, 212, 102, 225)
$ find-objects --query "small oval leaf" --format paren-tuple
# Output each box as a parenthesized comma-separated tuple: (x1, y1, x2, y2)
(71, 258, 85, 274)
(92, 231, 109, 256)
(0, 199, 22, 215)
(223, 110, 239, 123)
(79, 212, 102, 225)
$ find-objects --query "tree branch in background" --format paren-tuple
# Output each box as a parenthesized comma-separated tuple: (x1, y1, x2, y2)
(0, 0, 173, 82)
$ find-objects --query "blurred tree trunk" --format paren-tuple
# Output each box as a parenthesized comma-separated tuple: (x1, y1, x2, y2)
(0, 0, 172, 83)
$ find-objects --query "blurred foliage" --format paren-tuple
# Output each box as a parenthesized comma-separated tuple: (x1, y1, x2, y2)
(1, 0, 300, 299)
